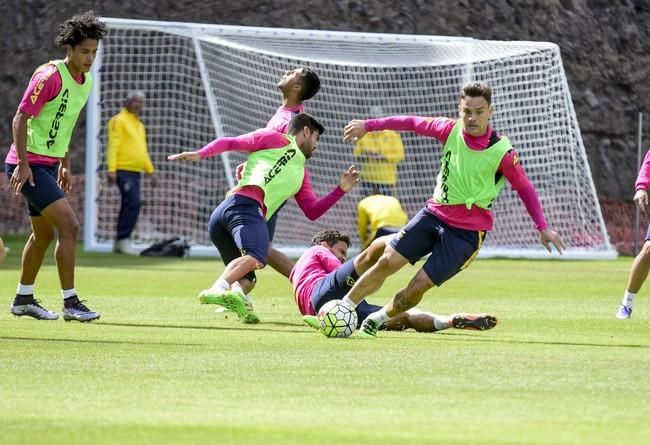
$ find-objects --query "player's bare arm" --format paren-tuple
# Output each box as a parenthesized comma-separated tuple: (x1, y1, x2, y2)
(167, 151, 201, 162)
(343, 120, 367, 143)
(539, 228, 565, 254)
(634, 189, 648, 212)
(338, 165, 360, 191)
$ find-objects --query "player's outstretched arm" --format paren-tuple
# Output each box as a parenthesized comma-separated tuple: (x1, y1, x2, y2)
(539, 228, 565, 254)
(338, 165, 360, 192)
(634, 189, 648, 212)
(167, 151, 201, 162)
(343, 120, 368, 143)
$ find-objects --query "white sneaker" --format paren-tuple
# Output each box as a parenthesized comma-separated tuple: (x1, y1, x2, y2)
(10, 299, 59, 320)
(113, 239, 139, 255)
(616, 304, 632, 319)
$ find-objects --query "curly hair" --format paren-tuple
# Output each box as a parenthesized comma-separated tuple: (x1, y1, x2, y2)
(311, 229, 351, 248)
(55, 11, 107, 47)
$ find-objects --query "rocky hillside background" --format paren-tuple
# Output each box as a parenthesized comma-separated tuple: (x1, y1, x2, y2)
(1, 0, 648, 198)
(1, 0, 648, 199)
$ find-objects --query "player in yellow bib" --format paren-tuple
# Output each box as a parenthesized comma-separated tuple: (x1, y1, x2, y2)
(340, 81, 565, 337)
(5, 12, 106, 322)
(168, 113, 359, 323)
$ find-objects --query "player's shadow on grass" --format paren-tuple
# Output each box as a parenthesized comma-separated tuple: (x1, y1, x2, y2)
(99, 321, 312, 334)
(0, 335, 203, 347)
(432, 332, 650, 349)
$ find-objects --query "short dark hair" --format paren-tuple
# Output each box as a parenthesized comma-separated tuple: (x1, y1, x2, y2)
(311, 229, 351, 248)
(55, 11, 107, 47)
(298, 68, 321, 101)
(461, 81, 492, 106)
(287, 112, 325, 136)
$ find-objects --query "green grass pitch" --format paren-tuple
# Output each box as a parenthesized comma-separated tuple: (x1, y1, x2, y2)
(0, 236, 648, 444)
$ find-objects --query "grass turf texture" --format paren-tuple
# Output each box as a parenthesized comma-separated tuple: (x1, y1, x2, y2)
(0, 236, 648, 444)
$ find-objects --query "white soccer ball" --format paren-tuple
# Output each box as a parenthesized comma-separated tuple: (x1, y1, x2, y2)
(317, 299, 358, 338)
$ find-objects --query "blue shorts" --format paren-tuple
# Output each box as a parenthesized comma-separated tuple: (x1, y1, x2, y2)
(310, 257, 382, 328)
(208, 195, 270, 281)
(390, 208, 484, 286)
(5, 163, 64, 216)
(266, 203, 285, 242)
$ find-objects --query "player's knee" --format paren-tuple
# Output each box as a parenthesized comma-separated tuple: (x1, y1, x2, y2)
(375, 253, 400, 275)
(639, 241, 650, 260)
(30, 231, 54, 248)
(59, 218, 80, 240)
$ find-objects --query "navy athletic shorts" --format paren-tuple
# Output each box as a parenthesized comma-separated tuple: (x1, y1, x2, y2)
(389, 208, 484, 286)
(5, 163, 64, 216)
(310, 256, 382, 328)
(208, 195, 270, 281)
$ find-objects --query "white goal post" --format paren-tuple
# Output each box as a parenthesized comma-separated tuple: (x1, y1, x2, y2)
(84, 18, 617, 259)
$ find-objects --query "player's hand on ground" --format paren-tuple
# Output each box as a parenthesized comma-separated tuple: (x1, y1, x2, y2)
(57, 166, 73, 193)
(167, 151, 201, 162)
(235, 162, 247, 181)
(9, 162, 34, 194)
(539, 228, 565, 254)
(634, 189, 648, 212)
(343, 120, 367, 143)
(338, 165, 360, 192)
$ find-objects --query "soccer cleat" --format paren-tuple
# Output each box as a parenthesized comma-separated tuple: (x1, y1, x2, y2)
(62, 298, 100, 322)
(616, 304, 632, 320)
(356, 318, 380, 338)
(198, 288, 227, 305)
(451, 313, 498, 331)
(10, 298, 59, 320)
(302, 314, 319, 331)
(201, 291, 260, 324)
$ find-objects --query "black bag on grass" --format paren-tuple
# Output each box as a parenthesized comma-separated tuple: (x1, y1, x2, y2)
(140, 238, 189, 257)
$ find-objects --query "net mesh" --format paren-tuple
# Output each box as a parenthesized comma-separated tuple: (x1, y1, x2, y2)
(87, 21, 614, 257)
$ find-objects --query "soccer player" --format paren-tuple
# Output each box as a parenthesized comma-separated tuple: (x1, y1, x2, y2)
(292, 229, 498, 333)
(357, 190, 409, 249)
(250, 67, 322, 280)
(5, 11, 106, 322)
(168, 113, 359, 323)
(340, 81, 565, 338)
(615, 147, 650, 319)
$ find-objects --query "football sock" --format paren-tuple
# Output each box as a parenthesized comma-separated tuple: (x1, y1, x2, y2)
(230, 283, 252, 304)
(621, 290, 636, 308)
(367, 308, 391, 325)
(62, 288, 77, 300)
(210, 278, 230, 294)
(342, 296, 358, 309)
(432, 315, 451, 331)
(17, 283, 35, 296)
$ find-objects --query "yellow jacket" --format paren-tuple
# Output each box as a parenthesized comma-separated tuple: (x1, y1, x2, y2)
(357, 194, 408, 248)
(107, 109, 154, 174)
(353, 130, 404, 185)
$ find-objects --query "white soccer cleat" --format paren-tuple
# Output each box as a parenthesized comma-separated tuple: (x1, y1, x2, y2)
(10, 300, 59, 320)
(615, 304, 632, 320)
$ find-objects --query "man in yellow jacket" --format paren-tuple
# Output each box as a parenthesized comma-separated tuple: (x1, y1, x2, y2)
(107, 90, 156, 253)
(357, 191, 409, 249)
(353, 106, 404, 197)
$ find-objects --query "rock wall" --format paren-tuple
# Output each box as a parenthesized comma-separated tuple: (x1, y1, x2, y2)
(1, 0, 648, 197)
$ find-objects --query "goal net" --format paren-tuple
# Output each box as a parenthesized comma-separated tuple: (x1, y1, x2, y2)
(84, 18, 616, 259)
